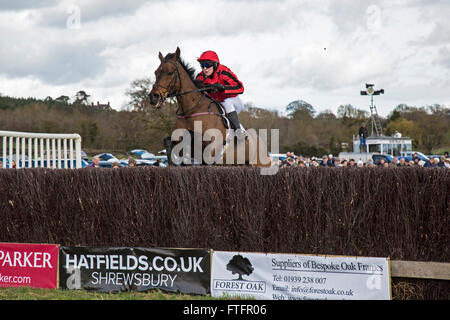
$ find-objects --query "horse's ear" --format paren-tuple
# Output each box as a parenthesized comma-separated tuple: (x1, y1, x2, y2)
(175, 47, 180, 59)
(158, 52, 164, 61)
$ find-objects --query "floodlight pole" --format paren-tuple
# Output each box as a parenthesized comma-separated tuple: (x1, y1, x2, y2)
(370, 94, 375, 136)
(360, 83, 384, 137)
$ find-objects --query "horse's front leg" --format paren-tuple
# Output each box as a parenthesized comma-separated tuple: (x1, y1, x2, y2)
(163, 136, 176, 166)
(163, 131, 196, 166)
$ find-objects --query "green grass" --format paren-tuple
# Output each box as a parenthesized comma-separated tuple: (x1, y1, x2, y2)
(0, 287, 244, 300)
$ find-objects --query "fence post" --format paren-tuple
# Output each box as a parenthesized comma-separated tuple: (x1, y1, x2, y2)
(75, 136, 82, 169)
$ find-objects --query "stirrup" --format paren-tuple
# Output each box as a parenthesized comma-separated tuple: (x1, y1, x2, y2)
(235, 128, 248, 140)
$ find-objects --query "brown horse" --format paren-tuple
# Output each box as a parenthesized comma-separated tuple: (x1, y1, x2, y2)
(148, 47, 272, 167)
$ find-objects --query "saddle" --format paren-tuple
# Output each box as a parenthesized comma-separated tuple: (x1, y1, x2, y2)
(210, 99, 230, 129)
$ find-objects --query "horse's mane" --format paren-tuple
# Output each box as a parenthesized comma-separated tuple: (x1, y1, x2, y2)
(165, 53, 199, 87)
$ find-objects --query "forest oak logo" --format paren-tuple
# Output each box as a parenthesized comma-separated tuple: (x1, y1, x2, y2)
(213, 254, 266, 294)
(226, 254, 254, 280)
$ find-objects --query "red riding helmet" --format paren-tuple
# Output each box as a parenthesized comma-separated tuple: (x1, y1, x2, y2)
(197, 50, 220, 64)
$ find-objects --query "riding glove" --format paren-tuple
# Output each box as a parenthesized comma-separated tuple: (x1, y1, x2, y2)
(209, 83, 225, 92)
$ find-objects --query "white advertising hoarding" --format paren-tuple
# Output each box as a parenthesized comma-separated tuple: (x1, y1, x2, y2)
(211, 251, 391, 300)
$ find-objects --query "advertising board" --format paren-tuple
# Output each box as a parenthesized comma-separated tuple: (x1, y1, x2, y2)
(211, 251, 391, 300)
(0, 242, 59, 289)
(59, 246, 211, 294)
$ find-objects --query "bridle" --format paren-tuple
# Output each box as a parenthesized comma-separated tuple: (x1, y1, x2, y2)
(151, 59, 224, 119)
(151, 59, 182, 108)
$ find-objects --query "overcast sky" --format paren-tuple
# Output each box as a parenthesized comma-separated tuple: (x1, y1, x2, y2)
(1, 0, 449, 117)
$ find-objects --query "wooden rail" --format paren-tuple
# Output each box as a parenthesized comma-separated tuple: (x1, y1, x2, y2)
(391, 260, 450, 280)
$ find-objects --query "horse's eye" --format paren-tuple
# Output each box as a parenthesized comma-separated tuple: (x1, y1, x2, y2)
(167, 71, 174, 75)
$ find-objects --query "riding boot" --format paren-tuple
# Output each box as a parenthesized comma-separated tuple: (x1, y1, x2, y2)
(225, 111, 248, 140)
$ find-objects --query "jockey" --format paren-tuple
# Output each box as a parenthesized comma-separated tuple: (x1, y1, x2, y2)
(195, 50, 248, 140)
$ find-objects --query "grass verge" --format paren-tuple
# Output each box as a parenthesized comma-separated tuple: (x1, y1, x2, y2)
(0, 287, 239, 300)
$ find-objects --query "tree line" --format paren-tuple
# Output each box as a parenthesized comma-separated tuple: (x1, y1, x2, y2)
(0, 81, 449, 156)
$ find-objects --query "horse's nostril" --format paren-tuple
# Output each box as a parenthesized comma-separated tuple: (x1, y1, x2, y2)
(149, 92, 160, 105)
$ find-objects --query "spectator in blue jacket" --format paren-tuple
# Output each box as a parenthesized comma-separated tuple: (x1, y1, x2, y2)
(424, 158, 436, 168)
(326, 154, 334, 167)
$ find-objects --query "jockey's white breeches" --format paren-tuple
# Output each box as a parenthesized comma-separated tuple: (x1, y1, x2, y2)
(222, 96, 244, 114)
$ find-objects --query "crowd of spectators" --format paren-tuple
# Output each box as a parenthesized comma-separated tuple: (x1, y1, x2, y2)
(276, 151, 450, 168)
(102, 157, 136, 168)
(2, 152, 448, 169)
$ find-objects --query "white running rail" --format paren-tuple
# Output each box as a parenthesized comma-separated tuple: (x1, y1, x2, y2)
(0, 130, 82, 169)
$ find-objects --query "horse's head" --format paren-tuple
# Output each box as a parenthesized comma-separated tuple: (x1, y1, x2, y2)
(149, 47, 181, 108)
